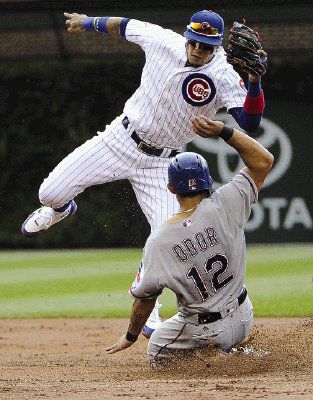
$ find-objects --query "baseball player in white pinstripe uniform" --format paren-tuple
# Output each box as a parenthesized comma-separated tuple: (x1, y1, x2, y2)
(21, 10, 266, 336)
(106, 119, 273, 367)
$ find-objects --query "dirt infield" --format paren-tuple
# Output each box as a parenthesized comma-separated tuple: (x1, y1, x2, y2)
(0, 318, 312, 400)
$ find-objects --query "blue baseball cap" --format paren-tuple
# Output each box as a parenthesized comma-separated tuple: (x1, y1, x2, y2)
(184, 10, 224, 45)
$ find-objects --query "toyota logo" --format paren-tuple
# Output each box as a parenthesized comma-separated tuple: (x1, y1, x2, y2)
(186, 113, 292, 189)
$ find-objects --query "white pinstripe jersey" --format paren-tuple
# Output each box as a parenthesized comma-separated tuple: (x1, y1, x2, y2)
(123, 19, 246, 149)
(130, 171, 257, 315)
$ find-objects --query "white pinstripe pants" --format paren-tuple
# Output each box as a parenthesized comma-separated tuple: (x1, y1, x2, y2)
(39, 115, 179, 230)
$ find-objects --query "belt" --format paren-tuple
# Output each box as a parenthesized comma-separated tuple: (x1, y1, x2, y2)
(198, 288, 248, 325)
(122, 116, 179, 158)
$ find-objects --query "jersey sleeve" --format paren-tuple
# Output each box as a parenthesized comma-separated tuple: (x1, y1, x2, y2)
(125, 19, 181, 51)
(215, 66, 247, 111)
(214, 170, 258, 227)
(129, 238, 164, 299)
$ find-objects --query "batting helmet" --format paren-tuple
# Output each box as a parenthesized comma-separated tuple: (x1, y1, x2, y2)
(168, 152, 213, 194)
(184, 10, 224, 45)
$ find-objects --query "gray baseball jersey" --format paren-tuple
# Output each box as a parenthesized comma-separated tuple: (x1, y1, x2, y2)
(130, 171, 257, 315)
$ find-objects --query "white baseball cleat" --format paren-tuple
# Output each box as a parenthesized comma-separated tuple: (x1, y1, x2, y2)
(142, 302, 163, 338)
(21, 200, 77, 237)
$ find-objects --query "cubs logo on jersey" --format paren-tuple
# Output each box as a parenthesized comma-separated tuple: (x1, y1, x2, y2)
(182, 73, 216, 106)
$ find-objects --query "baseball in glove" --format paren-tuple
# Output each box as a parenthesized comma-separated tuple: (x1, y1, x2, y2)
(227, 22, 267, 77)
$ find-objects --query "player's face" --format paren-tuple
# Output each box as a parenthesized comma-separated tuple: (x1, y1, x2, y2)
(186, 40, 216, 67)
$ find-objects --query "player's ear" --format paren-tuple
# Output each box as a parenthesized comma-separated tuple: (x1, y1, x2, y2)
(167, 183, 176, 194)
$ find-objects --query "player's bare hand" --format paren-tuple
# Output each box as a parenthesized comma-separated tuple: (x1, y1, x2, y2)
(64, 12, 87, 32)
(191, 116, 224, 138)
(106, 334, 134, 354)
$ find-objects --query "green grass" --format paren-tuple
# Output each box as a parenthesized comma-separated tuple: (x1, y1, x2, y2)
(0, 246, 312, 318)
(246, 246, 313, 317)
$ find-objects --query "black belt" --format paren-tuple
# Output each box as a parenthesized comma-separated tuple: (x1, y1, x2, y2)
(122, 116, 179, 158)
(198, 288, 248, 325)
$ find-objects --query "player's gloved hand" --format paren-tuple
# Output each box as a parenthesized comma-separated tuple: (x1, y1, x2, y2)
(106, 334, 135, 354)
(191, 116, 224, 138)
(64, 12, 87, 32)
(227, 22, 268, 78)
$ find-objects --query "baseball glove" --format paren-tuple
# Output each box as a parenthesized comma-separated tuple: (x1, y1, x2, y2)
(227, 22, 267, 77)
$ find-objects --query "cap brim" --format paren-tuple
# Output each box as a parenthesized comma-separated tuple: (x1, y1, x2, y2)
(184, 29, 223, 45)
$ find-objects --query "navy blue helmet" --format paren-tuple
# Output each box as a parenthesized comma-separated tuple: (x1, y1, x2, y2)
(168, 152, 213, 194)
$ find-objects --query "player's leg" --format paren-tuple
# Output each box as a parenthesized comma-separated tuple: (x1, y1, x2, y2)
(21, 127, 133, 237)
(203, 296, 254, 352)
(148, 313, 207, 369)
(188, 297, 253, 353)
(129, 158, 179, 234)
(148, 297, 253, 367)
(129, 160, 179, 336)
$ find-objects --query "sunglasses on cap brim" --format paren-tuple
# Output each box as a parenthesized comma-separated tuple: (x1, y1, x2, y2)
(188, 22, 222, 37)
(187, 40, 215, 52)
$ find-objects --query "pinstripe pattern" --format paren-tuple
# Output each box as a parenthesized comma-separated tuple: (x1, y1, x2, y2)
(130, 155, 178, 230)
(37, 19, 247, 230)
(124, 20, 246, 149)
(39, 117, 178, 230)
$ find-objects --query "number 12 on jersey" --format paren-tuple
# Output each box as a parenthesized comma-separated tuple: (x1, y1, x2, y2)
(187, 254, 233, 300)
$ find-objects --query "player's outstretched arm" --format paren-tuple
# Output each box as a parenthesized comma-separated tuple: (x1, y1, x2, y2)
(226, 128, 273, 190)
(191, 116, 274, 190)
(227, 23, 268, 133)
(229, 61, 267, 133)
(106, 297, 156, 354)
(64, 12, 125, 38)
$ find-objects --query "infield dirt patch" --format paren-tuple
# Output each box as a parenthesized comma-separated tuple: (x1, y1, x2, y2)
(0, 318, 312, 399)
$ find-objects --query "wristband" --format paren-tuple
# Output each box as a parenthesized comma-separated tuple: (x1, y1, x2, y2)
(82, 16, 109, 33)
(125, 331, 138, 343)
(219, 125, 234, 142)
(94, 17, 109, 33)
(82, 17, 95, 30)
